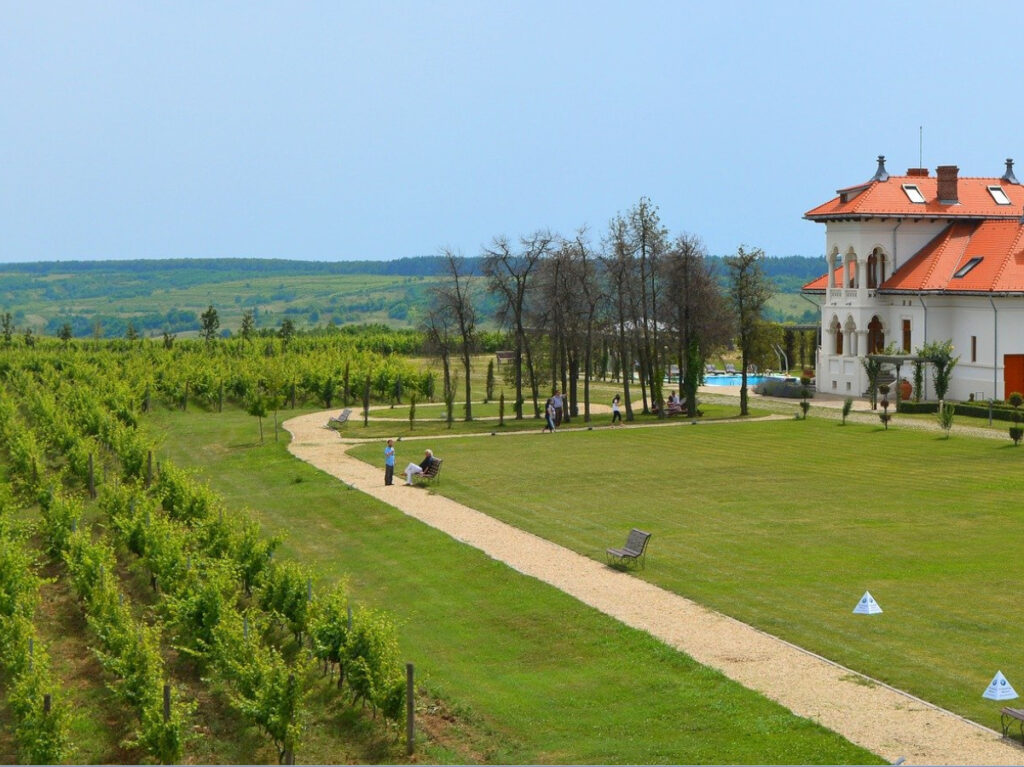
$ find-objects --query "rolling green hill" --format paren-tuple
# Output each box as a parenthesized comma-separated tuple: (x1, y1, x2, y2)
(0, 255, 826, 338)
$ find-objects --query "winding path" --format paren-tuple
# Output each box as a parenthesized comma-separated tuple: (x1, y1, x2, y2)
(284, 410, 1024, 766)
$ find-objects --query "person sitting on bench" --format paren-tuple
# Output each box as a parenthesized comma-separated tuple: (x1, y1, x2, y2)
(404, 448, 438, 485)
(666, 391, 683, 415)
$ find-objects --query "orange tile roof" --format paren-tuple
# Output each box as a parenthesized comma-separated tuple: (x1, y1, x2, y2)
(801, 220, 1024, 293)
(805, 176, 1024, 219)
(884, 220, 1024, 292)
(802, 268, 837, 292)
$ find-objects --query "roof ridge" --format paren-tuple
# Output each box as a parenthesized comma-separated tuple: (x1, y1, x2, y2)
(992, 223, 1024, 289)
(947, 223, 977, 285)
(925, 223, 972, 288)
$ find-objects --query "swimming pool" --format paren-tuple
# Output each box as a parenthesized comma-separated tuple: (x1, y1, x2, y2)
(703, 374, 786, 386)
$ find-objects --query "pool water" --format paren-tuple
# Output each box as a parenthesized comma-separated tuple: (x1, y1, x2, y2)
(703, 374, 785, 386)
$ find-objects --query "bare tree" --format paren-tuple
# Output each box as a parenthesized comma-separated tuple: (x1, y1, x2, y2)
(628, 198, 669, 413)
(483, 231, 554, 419)
(724, 245, 774, 416)
(421, 305, 455, 406)
(432, 250, 477, 420)
(601, 216, 636, 422)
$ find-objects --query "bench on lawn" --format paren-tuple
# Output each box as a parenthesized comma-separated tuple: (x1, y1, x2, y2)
(414, 458, 443, 485)
(1001, 707, 1024, 741)
(495, 350, 515, 365)
(606, 528, 651, 569)
(326, 408, 352, 429)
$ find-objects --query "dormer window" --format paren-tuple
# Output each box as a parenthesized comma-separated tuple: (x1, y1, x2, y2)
(902, 184, 926, 203)
(988, 185, 1012, 205)
(954, 257, 983, 278)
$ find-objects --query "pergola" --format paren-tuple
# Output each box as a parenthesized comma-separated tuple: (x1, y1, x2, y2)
(865, 353, 920, 405)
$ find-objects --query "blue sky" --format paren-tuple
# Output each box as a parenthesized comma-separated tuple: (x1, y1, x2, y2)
(3, 1, 1024, 263)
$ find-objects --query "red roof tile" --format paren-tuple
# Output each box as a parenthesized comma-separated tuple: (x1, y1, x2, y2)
(805, 176, 1024, 220)
(802, 221, 1024, 293)
(884, 220, 1024, 292)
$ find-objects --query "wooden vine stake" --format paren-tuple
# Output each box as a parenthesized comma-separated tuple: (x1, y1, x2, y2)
(406, 663, 415, 755)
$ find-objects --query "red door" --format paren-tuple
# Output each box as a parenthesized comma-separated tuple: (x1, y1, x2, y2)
(1004, 355, 1024, 399)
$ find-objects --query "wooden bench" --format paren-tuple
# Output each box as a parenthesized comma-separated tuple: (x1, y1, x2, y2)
(326, 408, 352, 430)
(606, 528, 651, 569)
(495, 350, 515, 365)
(414, 458, 443, 486)
(1001, 707, 1024, 741)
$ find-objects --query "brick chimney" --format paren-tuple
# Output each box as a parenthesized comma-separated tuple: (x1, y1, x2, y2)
(936, 165, 959, 204)
(906, 168, 929, 177)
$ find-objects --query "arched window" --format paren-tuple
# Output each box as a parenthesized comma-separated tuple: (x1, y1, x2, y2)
(867, 250, 878, 289)
(867, 316, 885, 354)
(831, 317, 843, 355)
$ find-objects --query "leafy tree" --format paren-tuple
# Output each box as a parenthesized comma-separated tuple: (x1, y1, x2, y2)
(861, 355, 884, 410)
(937, 401, 955, 438)
(1009, 392, 1023, 445)
(278, 318, 295, 351)
(58, 322, 73, 345)
(240, 310, 255, 342)
(200, 305, 220, 344)
(799, 376, 812, 419)
(362, 376, 370, 426)
(665, 233, 729, 417)
(724, 245, 774, 415)
(912, 357, 924, 402)
(1, 312, 13, 345)
(125, 322, 139, 341)
(246, 392, 269, 444)
(919, 340, 958, 402)
(485, 359, 495, 403)
(162, 330, 175, 349)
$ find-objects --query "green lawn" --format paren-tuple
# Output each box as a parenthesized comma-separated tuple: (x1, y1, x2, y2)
(143, 404, 880, 764)
(352, 417, 1023, 732)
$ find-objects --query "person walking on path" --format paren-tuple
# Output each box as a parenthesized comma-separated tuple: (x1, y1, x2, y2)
(551, 389, 564, 426)
(543, 398, 556, 432)
(384, 438, 395, 485)
(611, 394, 622, 425)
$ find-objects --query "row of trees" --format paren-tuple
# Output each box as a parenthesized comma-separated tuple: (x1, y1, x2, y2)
(425, 198, 776, 420)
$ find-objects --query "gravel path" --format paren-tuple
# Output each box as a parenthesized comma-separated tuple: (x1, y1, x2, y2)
(284, 408, 1024, 766)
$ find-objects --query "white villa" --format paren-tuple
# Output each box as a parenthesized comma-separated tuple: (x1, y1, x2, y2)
(802, 155, 1024, 401)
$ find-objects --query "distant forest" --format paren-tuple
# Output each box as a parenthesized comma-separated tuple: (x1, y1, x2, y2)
(0, 254, 827, 297)
(0, 255, 828, 338)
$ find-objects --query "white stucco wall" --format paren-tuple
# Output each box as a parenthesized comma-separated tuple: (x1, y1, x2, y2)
(814, 219, 1024, 401)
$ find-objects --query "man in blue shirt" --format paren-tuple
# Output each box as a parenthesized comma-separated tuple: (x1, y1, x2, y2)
(384, 439, 395, 485)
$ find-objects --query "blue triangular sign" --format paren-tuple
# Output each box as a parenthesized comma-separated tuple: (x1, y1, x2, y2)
(983, 671, 1018, 700)
(852, 590, 882, 614)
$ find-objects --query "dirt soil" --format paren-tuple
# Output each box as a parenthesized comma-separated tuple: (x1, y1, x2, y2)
(285, 409, 1024, 766)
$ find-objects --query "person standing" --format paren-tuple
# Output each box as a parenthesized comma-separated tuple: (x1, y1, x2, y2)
(551, 389, 564, 427)
(384, 439, 395, 485)
(611, 394, 622, 426)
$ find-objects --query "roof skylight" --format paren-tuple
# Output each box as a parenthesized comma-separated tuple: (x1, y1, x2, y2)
(902, 184, 926, 203)
(988, 185, 1012, 205)
(953, 257, 983, 278)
